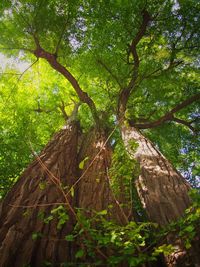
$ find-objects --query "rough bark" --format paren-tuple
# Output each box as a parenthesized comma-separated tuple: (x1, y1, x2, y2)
(0, 121, 196, 267)
(121, 125, 195, 267)
(77, 129, 111, 212)
(0, 123, 119, 266)
(77, 129, 130, 226)
(121, 125, 191, 226)
(0, 122, 80, 267)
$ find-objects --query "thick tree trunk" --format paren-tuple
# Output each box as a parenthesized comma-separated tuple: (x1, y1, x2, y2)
(0, 122, 80, 266)
(121, 126, 196, 267)
(77, 129, 128, 225)
(0, 122, 196, 267)
(0, 122, 117, 266)
(77, 129, 111, 212)
(121, 125, 191, 226)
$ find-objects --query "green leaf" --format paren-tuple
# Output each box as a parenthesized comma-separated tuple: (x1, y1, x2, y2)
(184, 225, 195, 233)
(75, 249, 84, 259)
(96, 209, 107, 216)
(65, 234, 74, 241)
(70, 186, 74, 197)
(79, 157, 89, 169)
(39, 181, 47, 190)
(44, 215, 54, 224)
(32, 232, 42, 241)
(185, 240, 192, 249)
(57, 213, 69, 229)
(51, 205, 64, 214)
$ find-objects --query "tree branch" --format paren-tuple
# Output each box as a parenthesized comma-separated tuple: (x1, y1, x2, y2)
(97, 59, 123, 88)
(172, 117, 196, 133)
(32, 35, 100, 126)
(129, 93, 200, 131)
(129, 9, 151, 68)
(58, 100, 69, 121)
(117, 9, 151, 121)
(54, 21, 69, 57)
(141, 57, 184, 82)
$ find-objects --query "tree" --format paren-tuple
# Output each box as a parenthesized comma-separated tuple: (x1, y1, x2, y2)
(0, 0, 199, 266)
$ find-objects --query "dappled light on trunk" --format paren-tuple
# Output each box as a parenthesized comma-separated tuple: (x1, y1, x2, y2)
(122, 125, 191, 225)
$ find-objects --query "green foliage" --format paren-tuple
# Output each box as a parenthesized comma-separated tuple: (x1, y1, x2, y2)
(177, 190, 200, 249)
(51, 205, 69, 229)
(157, 189, 200, 251)
(38, 205, 69, 230)
(152, 244, 175, 257)
(0, 0, 199, 264)
(109, 139, 138, 194)
(79, 156, 89, 169)
(109, 139, 145, 220)
(0, 0, 199, 194)
(31, 231, 42, 241)
(70, 209, 158, 266)
(28, 190, 200, 266)
(59, 191, 199, 266)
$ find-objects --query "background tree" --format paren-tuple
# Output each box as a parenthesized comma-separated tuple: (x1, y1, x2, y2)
(0, 0, 199, 266)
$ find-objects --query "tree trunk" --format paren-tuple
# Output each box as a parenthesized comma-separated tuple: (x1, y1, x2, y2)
(77, 129, 111, 212)
(0, 122, 195, 267)
(0, 122, 81, 266)
(0, 122, 121, 266)
(121, 125, 191, 226)
(121, 125, 196, 267)
(77, 128, 128, 225)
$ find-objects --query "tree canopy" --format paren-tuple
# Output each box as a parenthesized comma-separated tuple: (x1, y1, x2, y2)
(0, 1, 200, 266)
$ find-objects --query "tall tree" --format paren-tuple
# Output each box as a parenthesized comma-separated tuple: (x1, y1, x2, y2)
(0, 0, 199, 266)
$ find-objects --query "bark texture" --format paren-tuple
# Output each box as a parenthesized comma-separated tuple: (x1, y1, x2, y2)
(77, 129, 111, 212)
(121, 126, 196, 267)
(121, 125, 191, 226)
(0, 122, 80, 266)
(0, 123, 117, 266)
(0, 122, 196, 267)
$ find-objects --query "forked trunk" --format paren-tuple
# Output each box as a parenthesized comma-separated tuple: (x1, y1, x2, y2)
(0, 122, 118, 266)
(0, 122, 195, 267)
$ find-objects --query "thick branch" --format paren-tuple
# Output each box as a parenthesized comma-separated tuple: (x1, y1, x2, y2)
(33, 37, 99, 125)
(129, 9, 151, 68)
(129, 93, 200, 130)
(117, 9, 151, 121)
